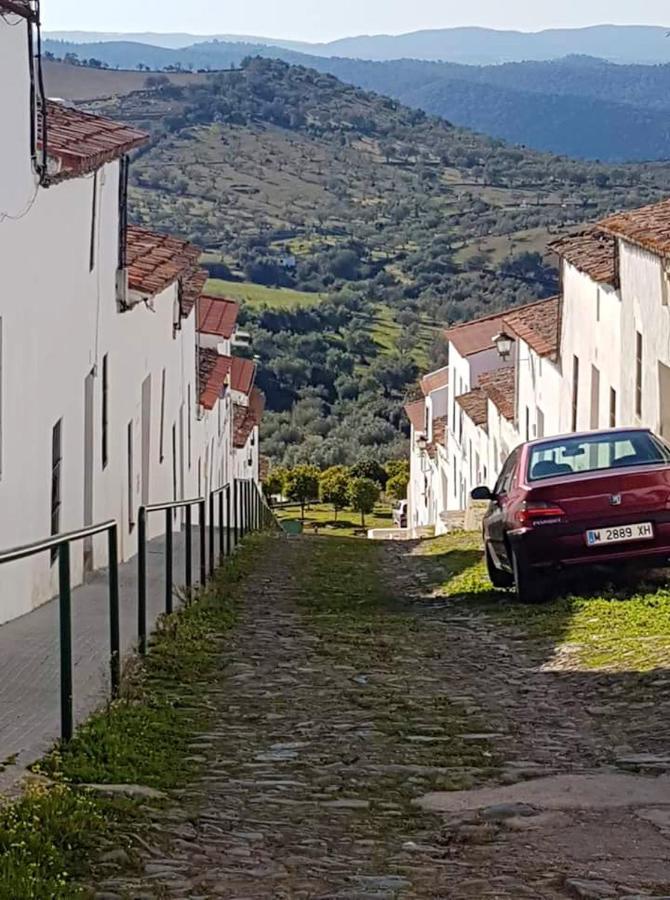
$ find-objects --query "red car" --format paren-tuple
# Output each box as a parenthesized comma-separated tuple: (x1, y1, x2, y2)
(472, 428, 670, 602)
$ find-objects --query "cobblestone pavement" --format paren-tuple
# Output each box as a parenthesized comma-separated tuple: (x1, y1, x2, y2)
(95, 535, 670, 899)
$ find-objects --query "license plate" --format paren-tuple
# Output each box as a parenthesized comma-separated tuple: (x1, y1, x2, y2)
(586, 522, 654, 547)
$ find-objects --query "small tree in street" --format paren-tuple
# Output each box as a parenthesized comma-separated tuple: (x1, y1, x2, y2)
(350, 458, 388, 489)
(348, 477, 380, 528)
(387, 472, 409, 502)
(263, 468, 287, 505)
(284, 465, 320, 521)
(319, 466, 351, 520)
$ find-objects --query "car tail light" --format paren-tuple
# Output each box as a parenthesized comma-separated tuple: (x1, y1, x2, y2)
(516, 501, 567, 527)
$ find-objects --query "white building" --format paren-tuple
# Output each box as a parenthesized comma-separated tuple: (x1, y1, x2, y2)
(405, 367, 449, 536)
(0, 5, 263, 624)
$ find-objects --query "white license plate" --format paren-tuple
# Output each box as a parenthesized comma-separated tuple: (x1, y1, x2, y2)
(586, 522, 654, 547)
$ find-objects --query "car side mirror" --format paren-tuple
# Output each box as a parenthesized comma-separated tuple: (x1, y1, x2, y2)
(471, 486, 493, 501)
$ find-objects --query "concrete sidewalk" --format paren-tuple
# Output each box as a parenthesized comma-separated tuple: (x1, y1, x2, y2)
(0, 526, 228, 790)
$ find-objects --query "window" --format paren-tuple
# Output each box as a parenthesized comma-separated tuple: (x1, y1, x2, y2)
(127, 421, 134, 532)
(610, 388, 617, 428)
(590, 365, 600, 430)
(525, 407, 530, 442)
(596, 290, 601, 323)
(197, 458, 202, 497)
(187, 384, 192, 470)
(51, 419, 63, 562)
(536, 407, 545, 439)
(636, 332, 643, 418)
(494, 448, 519, 496)
(101, 354, 108, 469)
(571, 355, 580, 432)
(159, 369, 166, 463)
(118, 156, 129, 270)
(89, 172, 98, 272)
(528, 430, 670, 482)
(662, 264, 670, 307)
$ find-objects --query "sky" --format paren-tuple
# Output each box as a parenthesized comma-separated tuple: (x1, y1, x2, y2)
(43, 0, 670, 42)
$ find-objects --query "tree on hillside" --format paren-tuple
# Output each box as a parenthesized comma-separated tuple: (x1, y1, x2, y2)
(284, 465, 320, 520)
(348, 477, 381, 528)
(351, 458, 388, 489)
(319, 466, 351, 520)
(386, 459, 410, 481)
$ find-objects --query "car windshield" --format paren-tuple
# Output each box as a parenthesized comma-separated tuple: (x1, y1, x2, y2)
(528, 431, 670, 482)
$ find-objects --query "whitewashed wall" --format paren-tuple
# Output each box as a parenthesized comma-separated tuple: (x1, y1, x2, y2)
(558, 262, 621, 434)
(515, 339, 562, 443)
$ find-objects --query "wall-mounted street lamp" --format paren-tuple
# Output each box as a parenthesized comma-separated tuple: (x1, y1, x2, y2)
(417, 434, 428, 452)
(493, 330, 515, 361)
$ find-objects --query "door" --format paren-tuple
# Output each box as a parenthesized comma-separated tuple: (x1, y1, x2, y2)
(486, 448, 521, 571)
(659, 362, 670, 439)
(141, 375, 152, 507)
(83, 370, 95, 574)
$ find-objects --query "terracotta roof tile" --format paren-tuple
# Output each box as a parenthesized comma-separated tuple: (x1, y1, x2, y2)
(198, 295, 240, 339)
(404, 398, 426, 433)
(426, 415, 448, 459)
(445, 310, 506, 358)
(198, 350, 256, 410)
(548, 228, 616, 285)
(503, 297, 561, 361)
(126, 226, 200, 298)
(598, 198, 670, 261)
(0, 1, 34, 17)
(181, 268, 208, 318)
(40, 101, 147, 183)
(456, 388, 488, 428)
(234, 388, 265, 449)
(479, 367, 516, 421)
(421, 367, 449, 396)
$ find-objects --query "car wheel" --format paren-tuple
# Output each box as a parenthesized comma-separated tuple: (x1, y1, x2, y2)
(485, 544, 513, 589)
(511, 547, 542, 603)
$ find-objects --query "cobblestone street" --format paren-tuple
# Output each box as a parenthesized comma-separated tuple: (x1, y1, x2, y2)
(94, 534, 670, 899)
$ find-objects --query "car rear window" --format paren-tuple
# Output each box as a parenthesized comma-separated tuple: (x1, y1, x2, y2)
(528, 432, 670, 482)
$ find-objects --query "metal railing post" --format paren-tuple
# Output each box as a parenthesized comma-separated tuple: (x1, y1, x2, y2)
(226, 484, 232, 557)
(199, 499, 207, 586)
(185, 504, 193, 595)
(233, 480, 239, 546)
(138, 507, 147, 656)
(108, 524, 121, 698)
(218, 489, 225, 564)
(58, 542, 74, 743)
(165, 508, 173, 614)
(208, 492, 215, 577)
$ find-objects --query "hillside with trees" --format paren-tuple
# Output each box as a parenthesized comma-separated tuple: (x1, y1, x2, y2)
(74, 57, 670, 466)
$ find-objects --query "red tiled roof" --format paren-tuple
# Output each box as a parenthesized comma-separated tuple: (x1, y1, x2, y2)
(234, 388, 265, 449)
(198, 295, 240, 339)
(181, 268, 208, 318)
(548, 229, 617, 285)
(598, 199, 670, 261)
(40, 102, 147, 183)
(0, 1, 34, 18)
(421, 366, 449, 396)
(456, 388, 488, 428)
(445, 310, 506, 358)
(126, 226, 200, 298)
(404, 398, 426, 433)
(426, 416, 448, 460)
(503, 297, 561, 361)
(479, 367, 515, 421)
(198, 350, 256, 410)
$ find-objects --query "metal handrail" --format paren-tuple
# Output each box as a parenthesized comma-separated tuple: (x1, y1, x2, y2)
(0, 519, 121, 743)
(208, 483, 232, 575)
(137, 496, 207, 655)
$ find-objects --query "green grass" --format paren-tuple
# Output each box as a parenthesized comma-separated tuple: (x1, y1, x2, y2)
(276, 502, 393, 537)
(0, 537, 269, 899)
(416, 532, 670, 671)
(205, 278, 324, 309)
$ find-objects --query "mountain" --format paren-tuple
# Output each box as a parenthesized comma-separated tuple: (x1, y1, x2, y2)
(44, 24, 670, 65)
(44, 40, 670, 161)
(68, 57, 670, 465)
